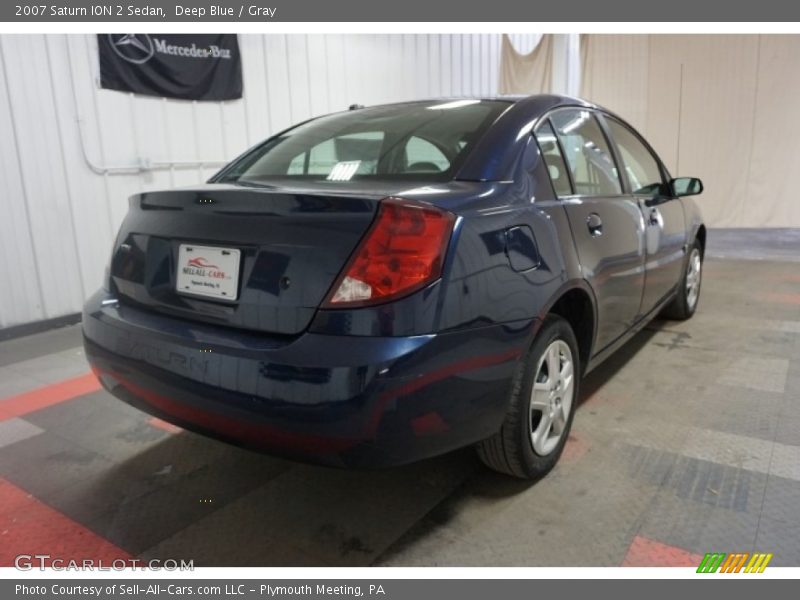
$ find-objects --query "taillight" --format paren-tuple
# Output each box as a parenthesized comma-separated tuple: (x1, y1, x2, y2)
(323, 197, 455, 308)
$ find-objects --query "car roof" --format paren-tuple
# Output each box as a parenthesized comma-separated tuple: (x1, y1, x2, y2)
(351, 94, 601, 111)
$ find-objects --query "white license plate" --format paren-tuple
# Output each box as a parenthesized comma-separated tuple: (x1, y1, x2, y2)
(176, 244, 241, 301)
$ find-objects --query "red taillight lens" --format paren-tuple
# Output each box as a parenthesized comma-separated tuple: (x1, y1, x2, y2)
(323, 197, 455, 308)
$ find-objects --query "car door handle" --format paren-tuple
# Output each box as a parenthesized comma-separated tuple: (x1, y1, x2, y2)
(586, 213, 603, 236)
(648, 208, 664, 228)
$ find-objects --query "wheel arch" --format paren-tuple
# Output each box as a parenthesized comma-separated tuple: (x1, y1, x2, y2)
(539, 282, 597, 376)
(695, 224, 707, 257)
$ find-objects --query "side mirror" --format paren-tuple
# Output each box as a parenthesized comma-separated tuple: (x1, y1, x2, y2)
(670, 177, 703, 197)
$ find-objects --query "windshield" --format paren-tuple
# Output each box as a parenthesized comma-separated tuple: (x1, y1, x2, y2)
(217, 100, 510, 184)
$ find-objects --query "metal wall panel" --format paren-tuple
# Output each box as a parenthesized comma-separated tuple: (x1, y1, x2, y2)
(0, 40, 44, 328)
(0, 33, 539, 329)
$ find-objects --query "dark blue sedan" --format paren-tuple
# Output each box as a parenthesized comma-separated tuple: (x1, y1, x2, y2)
(83, 95, 705, 478)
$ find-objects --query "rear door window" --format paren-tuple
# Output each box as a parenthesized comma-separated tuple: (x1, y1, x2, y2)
(550, 109, 622, 196)
(534, 120, 572, 197)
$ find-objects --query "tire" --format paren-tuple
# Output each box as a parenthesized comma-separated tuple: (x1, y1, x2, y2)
(661, 238, 703, 320)
(476, 315, 580, 479)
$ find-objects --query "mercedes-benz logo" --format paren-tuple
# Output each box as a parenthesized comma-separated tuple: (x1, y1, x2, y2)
(108, 34, 154, 64)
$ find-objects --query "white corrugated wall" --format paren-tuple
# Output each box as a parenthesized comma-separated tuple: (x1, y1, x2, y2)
(0, 33, 545, 330)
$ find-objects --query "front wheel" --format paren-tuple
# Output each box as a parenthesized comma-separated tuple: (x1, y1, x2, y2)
(662, 239, 703, 320)
(476, 315, 580, 479)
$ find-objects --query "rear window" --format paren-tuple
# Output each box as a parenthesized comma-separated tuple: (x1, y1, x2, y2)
(218, 100, 509, 184)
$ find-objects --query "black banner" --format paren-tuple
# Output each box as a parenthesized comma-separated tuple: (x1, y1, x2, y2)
(98, 34, 242, 101)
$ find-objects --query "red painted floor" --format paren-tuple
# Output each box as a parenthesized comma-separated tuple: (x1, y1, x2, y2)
(0, 477, 129, 567)
(0, 373, 99, 422)
(621, 536, 704, 567)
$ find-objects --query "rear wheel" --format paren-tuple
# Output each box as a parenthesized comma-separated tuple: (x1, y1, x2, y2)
(662, 238, 703, 320)
(477, 315, 580, 479)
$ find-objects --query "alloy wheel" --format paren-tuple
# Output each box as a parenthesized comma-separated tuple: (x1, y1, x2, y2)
(686, 248, 702, 310)
(529, 340, 575, 456)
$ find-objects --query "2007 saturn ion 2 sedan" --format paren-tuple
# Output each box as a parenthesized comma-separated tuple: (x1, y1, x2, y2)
(84, 95, 705, 479)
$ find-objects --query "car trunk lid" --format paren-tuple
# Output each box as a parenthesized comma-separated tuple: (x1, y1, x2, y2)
(109, 185, 379, 336)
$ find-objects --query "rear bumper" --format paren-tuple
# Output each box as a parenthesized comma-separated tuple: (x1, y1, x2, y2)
(83, 290, 536, 467)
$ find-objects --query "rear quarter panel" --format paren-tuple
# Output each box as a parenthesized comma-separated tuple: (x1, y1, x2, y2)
(436, 136, 581, 332)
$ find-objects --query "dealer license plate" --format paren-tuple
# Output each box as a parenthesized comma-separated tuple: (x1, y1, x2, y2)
(176, 244, 241, 301)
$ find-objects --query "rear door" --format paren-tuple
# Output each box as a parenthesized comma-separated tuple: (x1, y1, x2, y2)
(537, 109, 645, 352)
(602, 116, 687, 314)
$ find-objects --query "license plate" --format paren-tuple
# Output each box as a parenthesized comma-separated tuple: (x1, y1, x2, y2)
(176, 244, 241, 301)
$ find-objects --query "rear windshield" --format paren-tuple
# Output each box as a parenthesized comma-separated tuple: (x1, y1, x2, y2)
(217, 100, 510, 184)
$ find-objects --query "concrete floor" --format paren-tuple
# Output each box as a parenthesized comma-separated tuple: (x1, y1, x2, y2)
(0, 255, 799, 567)
(706, 228, 800, 263)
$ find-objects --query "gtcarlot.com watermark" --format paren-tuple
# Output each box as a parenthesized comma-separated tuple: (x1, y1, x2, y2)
(14, 554, 194, 571)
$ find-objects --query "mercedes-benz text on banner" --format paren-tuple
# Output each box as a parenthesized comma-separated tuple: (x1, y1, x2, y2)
(98, 33, 243, 101)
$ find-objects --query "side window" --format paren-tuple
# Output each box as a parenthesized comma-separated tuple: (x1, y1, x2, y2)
(404, 136, 451, 173)
(534, 120, 572, 197)
(605, 118, 664, 195)
(550, 109, 622, 196)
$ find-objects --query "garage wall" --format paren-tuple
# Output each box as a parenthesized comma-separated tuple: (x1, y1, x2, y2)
(582, 34, 800, 229)
(0, 33, 541, 330)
